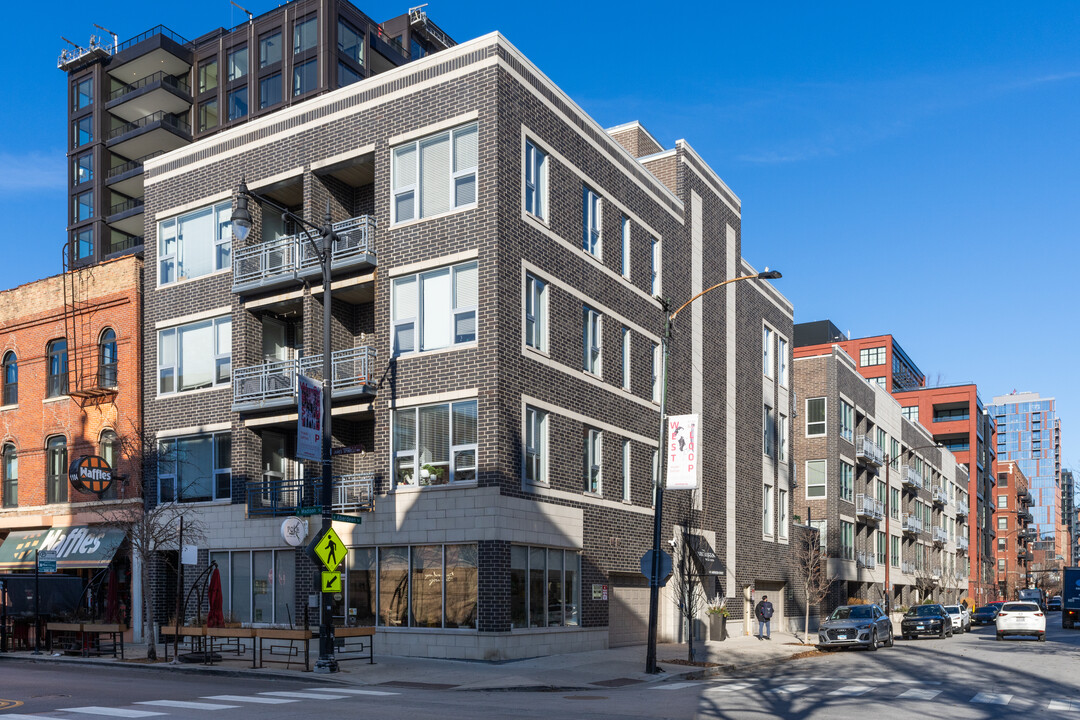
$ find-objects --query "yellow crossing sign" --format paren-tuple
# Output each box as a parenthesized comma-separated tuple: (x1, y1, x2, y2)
(321, 571, 342, 593)
(311, 526, 347, 570)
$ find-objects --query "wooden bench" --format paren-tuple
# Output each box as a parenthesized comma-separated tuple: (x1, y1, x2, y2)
(255, 628, 311, 671)
(333, 626, 374, 664)
(46, 622, 83, 655)
(82, 623, 126, 659)
(205, 627, 255, 667)
(161, 626, 206, 662)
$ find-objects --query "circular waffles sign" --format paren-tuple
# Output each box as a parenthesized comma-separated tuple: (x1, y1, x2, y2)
(68, 455, 114, 496)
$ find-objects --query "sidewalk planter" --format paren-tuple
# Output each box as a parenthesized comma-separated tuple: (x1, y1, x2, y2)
(709, 615, 728, 641)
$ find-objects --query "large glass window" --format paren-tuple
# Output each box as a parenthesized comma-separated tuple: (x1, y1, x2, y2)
(293, 59, 317, 96)
(76, 116, 93, 147)
(75, 152, 93, 184)
(259, 31, 281, 67)
(198, 59, 218, 93)
(621, 216, 631, 278)
(510, 545, 580, 628)
(210, 549, 293, 625)
(778, 413, 788, 462)
(524, 274, 547, 352)
(860, 347, 886, 366)
(157, 200, 232, 285)
(157, 432, 231, 503)
(46, 436, 67, 504)
(76, 190, 93, 221)
(259, 73, 282, 109)
(582, 187, 601, 257)
(806, 397, 826, 436)
(582, 306, 602, 375)
(840, 461, 854, 502)
(763, 484, 774, 536)
(227, 87, 248, 121)
(99, 429, 120, 500)
(410, 545, 442, 628)
(199, 99, 219, 132)
(157, 316, 231, 394)
(778, 337, 788, 386)
(378, 546, 409, 626)
(524, 140, 547, 220)
(98, 328, 117, 388)
(650, 237, 661, 296)
(76, 228, 94, 260)
(47, 339, 68, 397)
(2, 352, 16, 406)
(763, 325, 774, 378)
(227, 47, 248, 81)
(392, 123, 478, 223)
(444, 544, 478, 628)
(391, 261, 477, 355)
(806, 459, 826, 499)
(76, 76, 93, 109)
(294, 16, 317, 54)
(778, 488, 788, 539)
(839, 400, 854, 442)
(525, 405, 547, 484)
(338, 19, 363, 63)
(622, 439, 631, 502)
(393, 399, 477, 487)
(901, 405, 919, 422)
(583, 427, 602, 494)
(338, 61, 362, 87)
(840, 520, 854, 560)
(620, 328, 631, 391)
(763, 404, 775, 458)
(2, 444, 16, 508)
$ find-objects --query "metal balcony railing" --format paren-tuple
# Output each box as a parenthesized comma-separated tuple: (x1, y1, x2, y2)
(932, 485, 949, 506)
(855, 434, 884, 466)
(247, 473, 375, 516)
(902, 465, 923, 490)
(902, 562, 916, 575)
(108, 71, 191, 101)
(107, 111, 191, 141)
(930, 567, 942, 580)
(902, 513, 922, 534)
(232, 215, 376, 293)
(108, 150, 166, 179)
(332, 473, 375, 512)
(856, 550, 876, 569)
(954, 502, 968, 518)
(933, 527, 949, 545)
(855, 493, 884, 522)
(232, 346, 377, 411)
(956, 536, 969, 552)
(109, 197, 144, 215)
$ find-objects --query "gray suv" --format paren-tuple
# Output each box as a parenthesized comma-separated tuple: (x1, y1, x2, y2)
(817, 604, 894, 651)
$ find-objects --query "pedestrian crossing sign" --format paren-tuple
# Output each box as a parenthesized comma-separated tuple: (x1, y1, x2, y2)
(310, 526, 347, 571)
(321, 571, 342, 593)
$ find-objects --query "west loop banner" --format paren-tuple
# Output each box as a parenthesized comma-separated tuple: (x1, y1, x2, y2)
(297, 374, 323, 462)
(665, 414, 700, 490)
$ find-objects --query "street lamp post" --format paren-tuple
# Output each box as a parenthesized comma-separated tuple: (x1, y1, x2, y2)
(232, 180, 339, 674)
(644, 269, 781, 675)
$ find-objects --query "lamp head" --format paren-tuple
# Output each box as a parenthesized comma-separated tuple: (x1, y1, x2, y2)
(757, 269, 782, 280)
(232, 179, 253, 242)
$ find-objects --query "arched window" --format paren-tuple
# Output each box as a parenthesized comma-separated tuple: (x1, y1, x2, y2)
(99, 329, 118, 388)
(46, 340, 68, 398)
(99, 429, 120, 500)
(2, 443, 16, 508)
(46, 435, 67, 504)
(1, 352, 15, 406)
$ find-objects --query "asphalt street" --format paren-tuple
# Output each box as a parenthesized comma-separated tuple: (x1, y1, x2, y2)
(0, 617, 1077, 719)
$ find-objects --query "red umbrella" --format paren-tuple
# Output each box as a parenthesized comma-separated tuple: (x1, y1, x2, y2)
(105, 568, 120, 624)
(207, 566, 225, 628)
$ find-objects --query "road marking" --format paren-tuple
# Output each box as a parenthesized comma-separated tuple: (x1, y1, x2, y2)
(792, 677, 941, 685)
(303, 689, 401, 696)
(0, 715, 47, 719)
(62, 709, 166, 718)
(202, 695, 299, 704)
(136, 700, 240, 710)
(1048, 700, 1079, 711)
(704, 683, 753, 693)
(829, 685, 873, 696)
(258, 692, 349, 700)
(972, 693, 1013, 705)
(769, 684, 809, 694)
(898, 689, 942, 701)
(651, 682, 701, 691)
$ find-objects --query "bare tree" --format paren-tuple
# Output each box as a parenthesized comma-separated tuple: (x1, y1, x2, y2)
(795, 525, 830, 644)
(670, 490, 706, 662)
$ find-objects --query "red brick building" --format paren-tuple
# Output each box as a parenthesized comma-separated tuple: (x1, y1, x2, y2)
(0, 255, 142, 628)
(994, 462, 1034, 599)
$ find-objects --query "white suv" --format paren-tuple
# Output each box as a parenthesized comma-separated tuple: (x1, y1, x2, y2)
(943, 604, 971, 633)
(996, 601, 1046, 641)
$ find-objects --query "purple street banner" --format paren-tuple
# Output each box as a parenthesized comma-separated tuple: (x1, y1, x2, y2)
(298, 374, 323, 462)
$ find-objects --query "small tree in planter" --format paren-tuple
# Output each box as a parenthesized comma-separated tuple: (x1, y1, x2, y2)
(795, 525, 831, 644)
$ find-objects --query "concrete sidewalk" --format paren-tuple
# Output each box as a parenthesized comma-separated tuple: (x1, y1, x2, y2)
(0, 631, 814, 691)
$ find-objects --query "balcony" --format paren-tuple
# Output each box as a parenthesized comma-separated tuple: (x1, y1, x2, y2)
(246, 473, 375, 517)
(902, 561, 916, 575)
(105, 150, 165, 198)
(932, 485, 949, 507)
(956, 536, 969, 553)
(1021, 526, 1038, 540)
(954, 502, 968, 519)
(901, 465, 923, 490)
(855, 493, 884, 522)
(232, 346, 377, 412)
(902, 513, 922, 534)
(1019, 507, 1034, 522)
(106, 197, 145, 236)
(106, 110, 191, 159)
(855, 434, 884, 466)
(930, 567, 943, 581)
(106, 71, 192, 123)
(933, 527, 949, 546)
(856, 550, 876, 569)
(232, 216, 377, 295)
(106, 25, 193, 86)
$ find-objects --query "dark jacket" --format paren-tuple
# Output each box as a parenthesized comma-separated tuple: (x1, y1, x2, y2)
(755, 600, 774, 621)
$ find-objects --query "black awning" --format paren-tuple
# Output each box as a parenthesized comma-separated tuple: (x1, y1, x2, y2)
(684, 533, 725, 576)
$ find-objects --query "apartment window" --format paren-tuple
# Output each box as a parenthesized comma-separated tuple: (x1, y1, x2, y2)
(198, 59, 218, 93)
(510, 545, 581, 628)
(763, 484, 774, 536)
(891, 438, 900, 469)
(524, 273, 547, 352)
(997, 516, 1007, 530)
(650, 237, 661, 296)
(75, 228, 93, 259)
(393, 400, 477, 487)
(392, 261, 477, 355)
(840, 521, 854, 560)
(75, 190, 93, 222)
(806, 397, 826, 436)
(338, 19, 363, 63)
(582, 306, 602, 376)
(2, 352, 16, 406)
(809, 519, 827, 548)
(840, 461, 854, 502)
(227, 47, 248, 80)
(876, 479, 886, 504)
(2, 444, 16, 508)
(294, 16, 317, 54)
(157, 317, 231, 394)
(998, 558, 1007, 572)
(293, 59, 317, 96)
(44, 436, 67, 504)
(997, 472, 1008, 487)
(581, 187, 601, 257)
(76, 116, 93, 147)
(158, 432, 231, 503)
(338, 61, 362, 87)
(891, 536, 900, 567)
(763, 325, 774, 378)
(839, 400, 854, 442)
(524, 406, 547, 485)
(98, 328, 117, 388)
(998, 538, 1007, 550)
(392, 123, 478, 223)
(583, 428, 602, 494)
(778, 337, 788, 387)
(227, 87, 248, 120)
(901, 405, 919, 422)
(620, 216, 631, 278)
(871, 377, 887, 389)
(652, 342, 661, 402)
(198, 99, 219, 132)
(158, 200, 232, 285)
(877, 531, 887, 565)
(805, 459, 826, 499)
(778, 413, 788, 462)
(620, 328, 631, 391)
(99, 430, 120, 500)
(75, 76, 93, 109)
(622, 440, 631, 502)
(997, 494, 1008, 509)
(259, 31, 282, 67)
(46, 339, 68, 398)
(778, 489, 788, 539)
(763, 404, 776, 458)
(876, 428, 887, 455)
(860, 347, 886, 366)
(75, 152, 93, 184)
(260, 73, 282, 109)
(524, 140, 547, 220)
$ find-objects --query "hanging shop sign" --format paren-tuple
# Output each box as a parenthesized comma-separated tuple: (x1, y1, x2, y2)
(68, 455, 114, 496)
(297, 374, 323, 462)
(665, 414, 700, 490)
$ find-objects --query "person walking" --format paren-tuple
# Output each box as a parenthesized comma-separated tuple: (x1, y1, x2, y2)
(755, 595, 774, 640)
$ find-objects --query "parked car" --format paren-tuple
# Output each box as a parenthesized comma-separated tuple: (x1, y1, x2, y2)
(901, 604, 953, 640)
(943, 604, 971, 633)
(1048, 596, 1063, 611)
(971, 605, 1000, 625)
(996, 601, 1046, 641)
(817, 604, 894, 651)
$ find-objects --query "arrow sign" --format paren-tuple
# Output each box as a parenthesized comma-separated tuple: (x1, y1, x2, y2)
(321, 571, 342, 593)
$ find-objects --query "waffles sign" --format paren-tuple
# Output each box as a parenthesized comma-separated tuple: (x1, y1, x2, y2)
(68, 455, 114, 496)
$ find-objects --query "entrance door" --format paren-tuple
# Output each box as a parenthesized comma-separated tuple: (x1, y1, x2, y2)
(262, 317, 292, 362)
(756, 581, 786, 634)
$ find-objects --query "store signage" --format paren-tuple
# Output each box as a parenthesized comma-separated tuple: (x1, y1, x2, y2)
(666, 414, 700, 489)
(281, 517, 307, 547)
(68, 455, 114, 496)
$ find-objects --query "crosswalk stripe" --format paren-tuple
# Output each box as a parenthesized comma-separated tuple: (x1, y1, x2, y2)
(201, 696, 298, 704)
(302, 689, 401, 696)
(704, 683, 753, 693)
(769, 684, 809, 694)
(828, 685, 872, 696)
(135, 700, 240, 710)
(0, 715, 52, 719)
(61, 708, 166, 718)
(972, 692, 1013, 705)
(258, 692, 349, 700)
(1047, 700, 1077, 711)
(898, 689, 942, 701)
(652, 682, 701, 691)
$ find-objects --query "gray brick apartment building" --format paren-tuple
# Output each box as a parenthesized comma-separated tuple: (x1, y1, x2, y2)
(140, 30, 797, 659)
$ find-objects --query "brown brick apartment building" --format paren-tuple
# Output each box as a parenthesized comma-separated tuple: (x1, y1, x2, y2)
(994, 462, 1035, 599)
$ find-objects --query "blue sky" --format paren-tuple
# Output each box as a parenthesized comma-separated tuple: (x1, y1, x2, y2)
(1, 0, 1076, 466)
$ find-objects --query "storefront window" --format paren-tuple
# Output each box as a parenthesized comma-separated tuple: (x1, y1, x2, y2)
(410, 545, 442, 628)
(378, 546, 409, 627)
